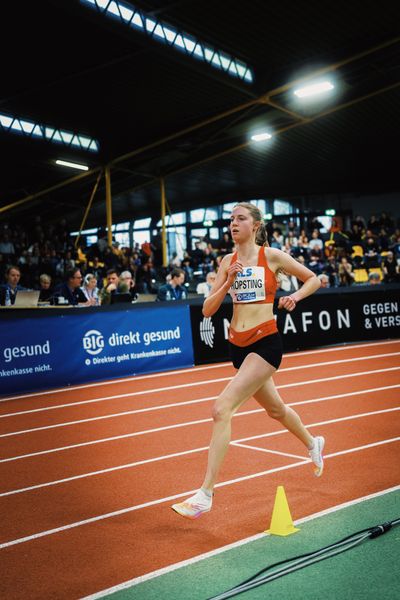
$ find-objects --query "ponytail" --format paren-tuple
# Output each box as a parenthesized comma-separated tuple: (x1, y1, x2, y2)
(256, 222, 269, 247)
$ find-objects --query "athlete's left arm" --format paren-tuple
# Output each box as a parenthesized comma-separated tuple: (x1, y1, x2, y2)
(267, 248, 321, 311)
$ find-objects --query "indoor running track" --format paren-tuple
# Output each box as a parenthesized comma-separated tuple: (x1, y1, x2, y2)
(0, 338, 399, 599)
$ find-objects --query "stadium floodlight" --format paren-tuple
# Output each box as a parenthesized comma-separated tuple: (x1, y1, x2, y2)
(294, 81, 334, 98)
(251, 132, 272, 142)
(55, 159, 89, 171)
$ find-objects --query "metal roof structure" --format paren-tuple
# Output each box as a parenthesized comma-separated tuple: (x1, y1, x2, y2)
(1, 0, 399, 229)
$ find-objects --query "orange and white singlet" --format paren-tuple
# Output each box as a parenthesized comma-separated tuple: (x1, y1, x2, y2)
(228, 246, 277, 304)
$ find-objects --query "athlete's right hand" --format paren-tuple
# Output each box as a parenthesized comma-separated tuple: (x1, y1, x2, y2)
(226, 261, 243, 285)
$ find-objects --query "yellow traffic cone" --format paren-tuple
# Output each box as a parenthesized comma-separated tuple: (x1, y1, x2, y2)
(265, 486, 300, 536)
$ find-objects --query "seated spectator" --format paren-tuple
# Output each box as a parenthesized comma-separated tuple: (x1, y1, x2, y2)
(382, 252, 399, 283)
(136, 260, 157, 294)
(119, 270, 139, 302)
(368, 272, 381, 285)
(0, 265, 25, 306)
(338, 257, 355, 286)
(271, 229, 283, 249)
(169, 252, 182, 269)
(38, 274, 53, 302)
(156, 268, 188, 301)
(318, 274, 330, 288)
(218, 232, 234, 256)
(364, 237, 380, 267)
(308, 230, 324, 255)
(307, 252, 324, 275)
(0, 233, 16, 259)
(182, 257, 194, 282)
(196, 271, 217, 297)
(81, 273, 100, 306)
(52, 268, 92, 306)
(324, 256, 339, 287)
(278, 271, 300, 293)
(99, 269, 129, 305)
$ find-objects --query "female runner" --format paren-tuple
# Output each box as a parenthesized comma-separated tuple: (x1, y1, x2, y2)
(172, 202, 324, 519)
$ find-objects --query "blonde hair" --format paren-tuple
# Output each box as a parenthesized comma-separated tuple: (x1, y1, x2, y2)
(233, 202, 269, 247)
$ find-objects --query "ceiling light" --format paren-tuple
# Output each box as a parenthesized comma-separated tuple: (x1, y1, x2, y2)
(251, 132, 272, 142)
(294, 81, 334, 98)
(55, 159, 89, 171)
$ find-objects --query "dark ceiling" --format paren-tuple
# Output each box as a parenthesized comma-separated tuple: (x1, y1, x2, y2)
(1, 0, 399, 230)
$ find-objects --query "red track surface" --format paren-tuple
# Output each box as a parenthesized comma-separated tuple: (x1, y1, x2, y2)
(0, 339, 399, 599)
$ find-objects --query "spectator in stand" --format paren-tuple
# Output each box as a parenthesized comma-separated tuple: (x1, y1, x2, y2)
(364, 237, 380, 267)
(0, 265, 25, 306)
(308, 230, 324, 257)
(169, 252, 182, 268)
(141, 240, 154, 261)
(318, 274, 330, 288)
(378, 227, 389, 252)
(182, 257, 194, 282)
(52, 268, 93, 306)
(338, 257, 355, 286)
(136, 260, 157, 294)
(191, 241, 205, 268)
(308, 217, 324, 234)
(324, 255, 339, 287)
(81, 273, 100, 306)
(278, 271, 300, 294)
(0, 233, 16, 259)
(368, 272, 381, 285)
(367, 214, 380, 234)
(284, 230, 299, 250)
(119, 270, 139, 302)
(38, 274, 53, 302)
(156, 268, 188, 301)
(271, 229, 283, 249)
(379, 212, 395, 233)
(218, 232, 234, 256)
(382, 252, 399, 283)
(196, 271, 217, 297)
(86, 256, 105, 286)
(99, 269, 129, 305)
(307, 252, 324, 275)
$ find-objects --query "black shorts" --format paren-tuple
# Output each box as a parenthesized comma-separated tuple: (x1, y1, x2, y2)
(229, 332, 283, 370)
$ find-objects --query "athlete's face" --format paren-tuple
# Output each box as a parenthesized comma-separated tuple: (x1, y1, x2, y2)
(230, 207, 258, 242)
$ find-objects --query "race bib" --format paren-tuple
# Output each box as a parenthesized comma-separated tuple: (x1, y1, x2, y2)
(230, 266, 266, 303)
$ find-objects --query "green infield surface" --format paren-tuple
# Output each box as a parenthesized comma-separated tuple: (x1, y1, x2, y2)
(84, 487, 400, 600)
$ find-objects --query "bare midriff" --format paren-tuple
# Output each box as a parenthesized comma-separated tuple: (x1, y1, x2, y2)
(231, 302, 275, 331)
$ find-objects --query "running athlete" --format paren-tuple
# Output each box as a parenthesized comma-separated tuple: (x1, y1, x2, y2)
(172, 202, 324, 519)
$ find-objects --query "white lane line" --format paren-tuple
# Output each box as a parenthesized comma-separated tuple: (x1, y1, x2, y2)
(81, 484, 400, 598)
(2, 351, 399, 418)
(1, 366, 399, 439)
(230, 442, 307, 460)
(1, 407, 398, 497)
(0, 437, 398, 550)
(1, 383, 399, 462)
(1, 339, 398, 405)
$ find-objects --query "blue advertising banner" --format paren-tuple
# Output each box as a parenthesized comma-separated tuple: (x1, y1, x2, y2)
(0, 305, 194, 395)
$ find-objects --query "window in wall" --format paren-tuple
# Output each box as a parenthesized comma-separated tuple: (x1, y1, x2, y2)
(191, 228, 207, 249)
(81, 0, 253, 83)
(0, 111, 99, 151)
(204, 207, 218, 222)
(115, 232, 130, 247)
(115, 222, 130, 231)
(209, 228, 220, 240)
(222, 202, 237, 219)
(133, 230, 150, 246)
(190, 208, 205, 222)
(86, 235, 98, 246)
(273, 199, 291, 215)
(134, 217, 151, 229)
(168, 226, 186, 260)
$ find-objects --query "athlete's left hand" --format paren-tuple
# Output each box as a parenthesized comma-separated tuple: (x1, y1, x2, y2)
(278, 295, 297, 311)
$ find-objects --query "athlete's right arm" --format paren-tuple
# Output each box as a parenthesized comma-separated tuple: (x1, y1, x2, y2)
(202, 254, 242, 317)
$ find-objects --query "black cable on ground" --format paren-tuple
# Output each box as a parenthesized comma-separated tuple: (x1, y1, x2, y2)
(206, 518, 400, 600)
